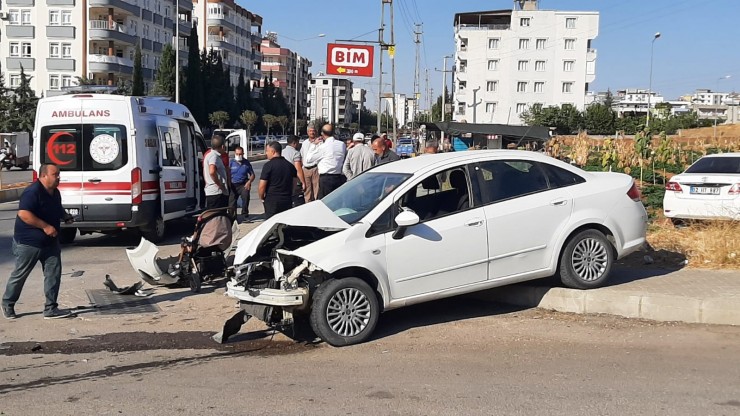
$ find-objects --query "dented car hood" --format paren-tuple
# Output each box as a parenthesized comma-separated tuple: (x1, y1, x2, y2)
(234, 201, 350, 264)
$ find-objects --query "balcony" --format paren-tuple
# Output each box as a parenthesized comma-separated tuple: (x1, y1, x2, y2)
(207, 13, 236, 31)
(89, 20, 137, 45)
(178, 0, 193, 13)
(89, 0, 139, 16)
(207, 35, 236, 52)
(178, 38, 188, 52)
(88, 54, 134, 75)
(455, 23, 511, 32)
(6, 57, 35, 71)
(179, 18, 192, 35)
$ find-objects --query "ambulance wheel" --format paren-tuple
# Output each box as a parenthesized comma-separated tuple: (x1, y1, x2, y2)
(59, 228, 77, 244)
(140, 216, 166, 243)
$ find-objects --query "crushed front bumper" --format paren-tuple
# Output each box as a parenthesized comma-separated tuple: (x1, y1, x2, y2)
(225, 280, 308, 306)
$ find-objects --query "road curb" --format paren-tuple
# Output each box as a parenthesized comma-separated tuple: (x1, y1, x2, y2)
(0, 186, 26, 203)
(474, 284, 740, 326)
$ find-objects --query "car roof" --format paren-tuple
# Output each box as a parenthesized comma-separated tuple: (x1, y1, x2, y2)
(369, 150, 562, 174)
(700, 152, 740, 158)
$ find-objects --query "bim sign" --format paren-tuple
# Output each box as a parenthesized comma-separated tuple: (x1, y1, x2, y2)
(326, 43, 374, 77)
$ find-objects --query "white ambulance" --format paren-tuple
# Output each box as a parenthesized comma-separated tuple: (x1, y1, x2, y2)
(32, 90, 208, 243)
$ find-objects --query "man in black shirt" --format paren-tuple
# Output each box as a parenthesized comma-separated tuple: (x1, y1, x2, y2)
(259, 141, 298, 219)
(3, 163, 75, 320)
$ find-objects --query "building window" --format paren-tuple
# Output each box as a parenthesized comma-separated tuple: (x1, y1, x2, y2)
(21, 9, 31, 25)
(488, 38, 500, 49)
(62, 75, 72, 88)
(516, 103, 527, 114)
(21, 42, 32, 58)
(563, 60, 575, 72)
(562, 82, 574, 93)
(536, 39, 547, 50)
(8, 10, 20, 24)
(49, 75, 60, 90)
(565, 39, 576, 50)
(130, 20, 137, 35)
(534, 82, 544, 93)
(49, 43, 60, 58)
(535, 60, 546, 71)
(143, 24, 150, 38)
(485, 102, 497, 114)
(321, 108, 328, 118)
(49, 10, 60, 25)
(487, 60, 498, 71)
(9, 42, 20, 57)
(520, 17, 530, 27)
(519, 38, 530, 50)
(155, 28, 160, 42)
(62, 10, 72, 25)
(486, 81, 498, 92)
(458, 81, 466, 91)
(165, 6, 170, 18)
(9, 75, 21, 89)
(517, 82, 527, 93)
(518, 60, 529, 71)
(143, 54, 149, 68)
(566, 18, 577, 29)
(457, 103, 465, 115)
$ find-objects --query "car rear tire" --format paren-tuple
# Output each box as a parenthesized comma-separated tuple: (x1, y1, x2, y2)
(310, 277, 379, 347)
(140, 216, 166, 243)
(559, 229, 614, 290)
(59, 228, 77, 244)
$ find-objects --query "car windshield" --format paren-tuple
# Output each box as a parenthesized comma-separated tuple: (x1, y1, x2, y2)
(322, 172, 412, 224)
(685, 156, 740, 174)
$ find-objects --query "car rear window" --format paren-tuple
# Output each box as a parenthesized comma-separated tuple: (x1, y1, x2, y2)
(40, 124, 128, 171)
(685, 157, 740, 174)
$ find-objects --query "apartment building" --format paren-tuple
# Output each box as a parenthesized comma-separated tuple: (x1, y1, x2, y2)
(192, 0, 262, 88)
(0, 0, 194, 96)
(260, 33, 312, 121)
(307, 74, 354, 126)
(453, 0, 599, 125)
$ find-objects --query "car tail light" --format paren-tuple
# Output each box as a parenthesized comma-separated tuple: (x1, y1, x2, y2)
(32, 170, 38, 182)
(131, 167, 142, 204)
(730, 184, 740, 195)
(665, 181, 683, 193)
(627, 181, 642, 202)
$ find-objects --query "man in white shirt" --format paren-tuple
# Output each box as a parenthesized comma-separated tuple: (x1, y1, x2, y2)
(299, 126, 321, 202)
(304, 123, 346, 199)
(343, 133, 376, 180)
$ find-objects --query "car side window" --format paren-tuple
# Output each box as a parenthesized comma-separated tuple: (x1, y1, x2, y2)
(541, 163, 585, 189)
(476, 160, 549, 203)
(400, 166, 472, 222)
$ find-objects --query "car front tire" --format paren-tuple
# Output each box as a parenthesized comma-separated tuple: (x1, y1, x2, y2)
(559, 229, 614, 289)
(59, 227, 77, 244)
(310, 277, 379, 347)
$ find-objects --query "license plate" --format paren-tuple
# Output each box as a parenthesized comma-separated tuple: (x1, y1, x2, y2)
(690, 186, 720, 195)
(65, 208, 80, 216)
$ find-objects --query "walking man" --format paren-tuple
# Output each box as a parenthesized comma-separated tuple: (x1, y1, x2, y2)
(203, 135, 230, 210)
(282, 135, 307, 207)
(3, 163, 75, 319)
(304, 123, 346, 199)
(343, 133, 376, 180)
(372, 136, 401, 166)
(229, 146, 255, 221)
(259, 141, 297, 219)
(300, 126, 321, 202)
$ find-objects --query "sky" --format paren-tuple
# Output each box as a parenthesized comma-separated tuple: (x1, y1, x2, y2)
(246, 0, 740, 111)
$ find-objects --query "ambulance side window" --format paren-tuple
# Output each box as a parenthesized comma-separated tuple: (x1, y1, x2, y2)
(160, 126, 183, 167)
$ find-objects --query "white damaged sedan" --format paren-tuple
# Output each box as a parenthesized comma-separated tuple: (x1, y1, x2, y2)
(221, 151, 648, 346)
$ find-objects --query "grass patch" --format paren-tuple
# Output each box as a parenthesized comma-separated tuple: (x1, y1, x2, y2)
(648, 217, 740, 269)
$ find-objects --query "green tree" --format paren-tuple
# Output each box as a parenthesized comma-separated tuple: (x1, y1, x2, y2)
(431, 87, 452, 122)
(276, 115, 289, 135)
(183, 23, 205, 125)
(234, 68, 253, 121)
(114, 78, 131, 95)
(201, 49, 234, 124)
(7, 67, 38, 133)
(262, 114, 277, 137)
(75, 76, 96, 86)
(583, 103, 615, 135)
(239, 110, 258, 154)
(0, 66, 11, 131)
(522, 104, 582, 135)
(208, 110, 230, 130)
(152, 43, 176, 100)
(132, 43, 144, 95)
(603, 89, 614, 108)
(296, 119, 307, 135)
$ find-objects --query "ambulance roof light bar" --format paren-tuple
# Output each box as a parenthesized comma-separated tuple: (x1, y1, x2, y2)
(61, 85, 120, 95)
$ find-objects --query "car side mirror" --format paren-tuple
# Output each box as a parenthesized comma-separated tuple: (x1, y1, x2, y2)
(392, 209, 420, 240)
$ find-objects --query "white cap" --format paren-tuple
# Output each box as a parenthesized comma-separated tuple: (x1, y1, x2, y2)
(352, 133, 365, 141)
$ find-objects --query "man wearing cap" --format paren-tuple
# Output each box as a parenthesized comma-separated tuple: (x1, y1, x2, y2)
(343, 133, 376, 181)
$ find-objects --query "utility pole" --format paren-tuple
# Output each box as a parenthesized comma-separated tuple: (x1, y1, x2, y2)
(413, 23, 422, 136)
(377, 1, 386, 134)
(425, 69, 430, 122)
(175, 0, 180, 103)
(389, 0, 397, 143)
(436, 55, 453, 144)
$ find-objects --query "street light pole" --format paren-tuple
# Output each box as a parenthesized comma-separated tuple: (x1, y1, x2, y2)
(714, 75, 731, 141)
(646, 32, 660, 131)
(439, 55, 452, 146)
(175, 0, 179, 103)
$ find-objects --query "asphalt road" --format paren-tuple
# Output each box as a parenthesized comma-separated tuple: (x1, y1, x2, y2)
(0, 167, 33, 186)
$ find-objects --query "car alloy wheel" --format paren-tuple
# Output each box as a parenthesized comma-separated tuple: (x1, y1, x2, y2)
(571, 237, 609, 281)
(559, 229, 614, 290)
(326, 287, 372, 337)
(310, 277, 379, 346)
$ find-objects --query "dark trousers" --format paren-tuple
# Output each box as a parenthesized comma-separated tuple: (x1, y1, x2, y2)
(2, 240, 62, 312)
(205, 194, 229, 210)
(264, 197, 292, 219)
(317, 174, 346, 199)
(229, 182, 251, 216)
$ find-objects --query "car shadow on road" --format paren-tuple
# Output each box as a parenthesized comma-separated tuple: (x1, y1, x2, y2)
(65, 217, 197, 248)
(370, 295, 530, 342)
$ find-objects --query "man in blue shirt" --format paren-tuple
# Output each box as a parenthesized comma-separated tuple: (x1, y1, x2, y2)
(3, 163, 75, 319)
(229, 146, 255, 221)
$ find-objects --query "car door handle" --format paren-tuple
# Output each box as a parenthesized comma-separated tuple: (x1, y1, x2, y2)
(88, 178, 102, 183)
(550, 198, 568, 206)
(465, 219, 483, 227)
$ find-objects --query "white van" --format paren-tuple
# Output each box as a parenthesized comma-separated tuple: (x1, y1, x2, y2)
(32, 92, 208, 243)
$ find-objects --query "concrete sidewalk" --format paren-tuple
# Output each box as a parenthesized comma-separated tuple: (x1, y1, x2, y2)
(477, 267, 740, 326)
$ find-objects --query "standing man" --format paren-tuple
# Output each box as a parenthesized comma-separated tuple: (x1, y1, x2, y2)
(229, 146, 255, 221)
(305, 123, 346, 199)
(343, 133, 376, 180)
(299, 126, 321, 202)
(372, 137, 401, 166)
(424, 141, 439, 154)
(259, 141, 297, 219)
(3, 164, 75, 319)
(282, 135, 306, 207)
(203, 135, 230, 210)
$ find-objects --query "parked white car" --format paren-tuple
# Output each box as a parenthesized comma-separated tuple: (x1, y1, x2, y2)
(224, 151, 648, 346)
(664, 153, 740, 223)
